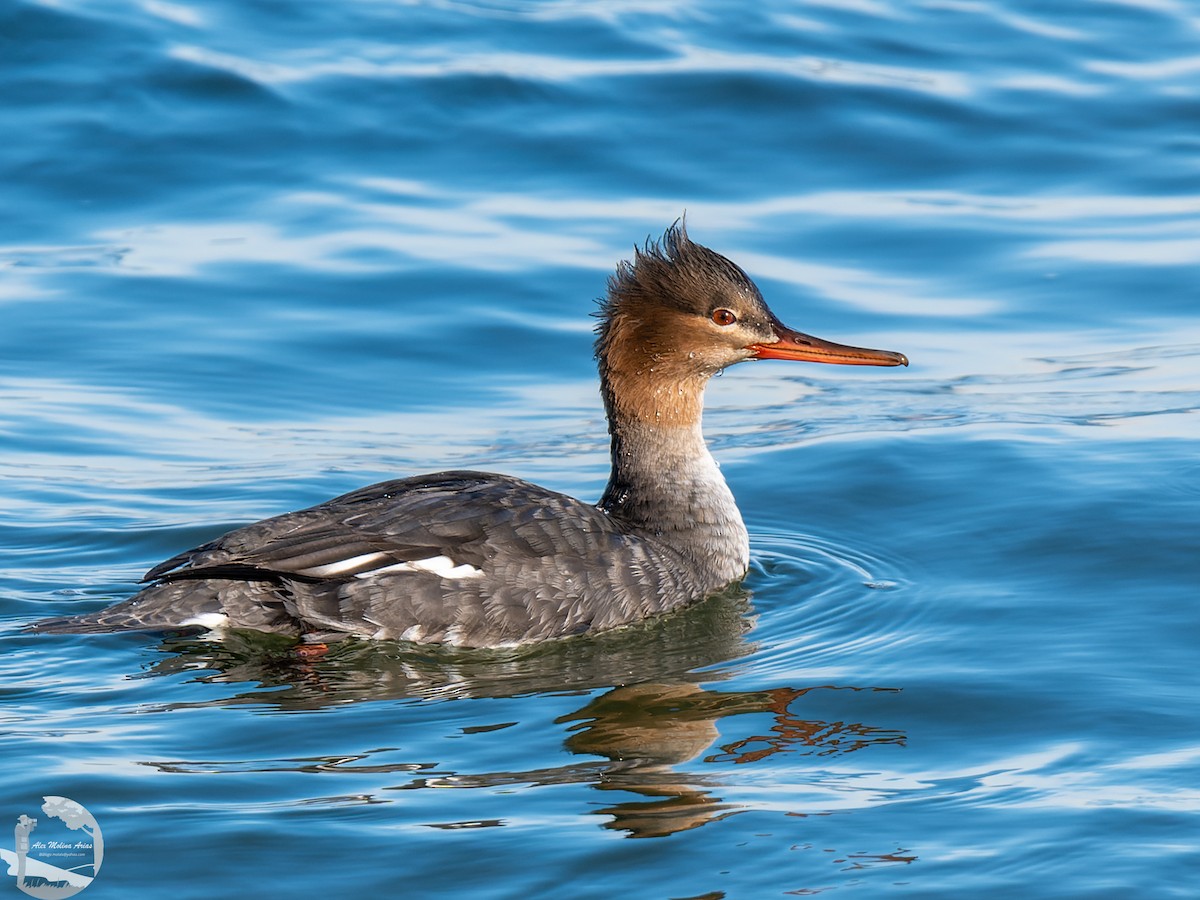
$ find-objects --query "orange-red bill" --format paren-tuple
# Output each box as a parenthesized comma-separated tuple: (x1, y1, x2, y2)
(749, 323, 908, 367)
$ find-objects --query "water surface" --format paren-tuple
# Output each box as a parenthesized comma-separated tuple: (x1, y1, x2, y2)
(1, 1, 1197, 897)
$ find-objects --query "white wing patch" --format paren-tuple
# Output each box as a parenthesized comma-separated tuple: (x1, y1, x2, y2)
(179, 613, 230, 630)
(358, 555, 483, 581)
(294, 552, 483, 581)
(297, 552, 390, 577)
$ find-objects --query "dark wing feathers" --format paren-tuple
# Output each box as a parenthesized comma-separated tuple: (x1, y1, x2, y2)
(142, 472, 512, 582)
(32, 470, 707, 645)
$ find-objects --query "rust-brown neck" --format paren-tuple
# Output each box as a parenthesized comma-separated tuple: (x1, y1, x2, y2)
(594, 312, 749, 589)
(595, 310, 713, 430)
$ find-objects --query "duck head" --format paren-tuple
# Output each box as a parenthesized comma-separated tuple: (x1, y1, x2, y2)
(595, 223, 907, 425)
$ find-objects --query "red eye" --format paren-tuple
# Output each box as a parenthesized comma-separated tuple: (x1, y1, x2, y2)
(711, 308, 737, 326)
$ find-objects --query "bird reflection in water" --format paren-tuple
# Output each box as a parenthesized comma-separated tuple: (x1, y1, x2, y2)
(135, 592, 905, 839)
(556, 682, 904, 838)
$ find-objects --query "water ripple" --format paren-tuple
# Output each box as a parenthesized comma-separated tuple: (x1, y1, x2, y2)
(167, 42, 971, 96)
(745, 528, 919, 673)
(3, 0, 1198, 893)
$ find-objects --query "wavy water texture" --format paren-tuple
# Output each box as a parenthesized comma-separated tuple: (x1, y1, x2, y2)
(2, 0, 1198, 898)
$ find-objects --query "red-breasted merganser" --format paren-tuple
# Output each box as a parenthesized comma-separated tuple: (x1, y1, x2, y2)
(30, 224, 907, 647)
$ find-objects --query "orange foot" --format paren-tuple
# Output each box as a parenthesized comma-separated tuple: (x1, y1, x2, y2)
(294, 642, 330, 660)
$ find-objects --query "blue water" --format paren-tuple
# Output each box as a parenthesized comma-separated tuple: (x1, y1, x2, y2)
(2, 0, 1198, 896)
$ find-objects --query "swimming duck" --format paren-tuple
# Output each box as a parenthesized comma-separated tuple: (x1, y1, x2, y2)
(30, 224, 907, 647)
